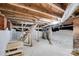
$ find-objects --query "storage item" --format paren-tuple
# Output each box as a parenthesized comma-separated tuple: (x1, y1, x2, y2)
(72, 50, 79, 56)
(5, 41, 23, 56)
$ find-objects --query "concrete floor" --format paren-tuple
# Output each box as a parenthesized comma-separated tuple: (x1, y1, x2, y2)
(23, 30, 73, 56)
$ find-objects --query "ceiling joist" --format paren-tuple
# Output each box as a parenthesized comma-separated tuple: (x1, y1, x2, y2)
(19, 3, 64, 17)
(0, 10, 38, 21)
(9, 3, 58, 19)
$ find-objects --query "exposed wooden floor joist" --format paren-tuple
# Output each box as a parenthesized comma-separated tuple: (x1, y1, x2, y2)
(9, 3, 59, 19)
(19, 3, 64, 17)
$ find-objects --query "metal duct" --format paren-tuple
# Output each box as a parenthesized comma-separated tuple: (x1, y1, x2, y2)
(60, 3, 79, 23)
(48, 3, 79, 26)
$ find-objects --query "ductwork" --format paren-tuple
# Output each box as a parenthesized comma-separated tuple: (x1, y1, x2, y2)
(49, 3, 79, 26)
(60, 3, 79, 23)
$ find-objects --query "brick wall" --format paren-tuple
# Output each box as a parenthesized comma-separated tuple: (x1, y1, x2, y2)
(0, 14, 7, 30)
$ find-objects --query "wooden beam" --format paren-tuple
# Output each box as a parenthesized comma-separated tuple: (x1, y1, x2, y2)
(12, 26, 30, 29)
(0, 10, 38, 21)
(49, 3, 64, 12)
(47, 3, 64, 16)
(9, 3, 58, 19)
(19, 3, 64, 17)
(73, 17, 79, 26)
(0, 8, 39, 20)
(63, 17, 74, 24)
(41, 3, 64, 17)
(72, 17, 79, 56)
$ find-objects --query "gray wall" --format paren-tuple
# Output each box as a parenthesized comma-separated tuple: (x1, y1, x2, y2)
(11, 29, 21, 40)
(31, 30, 43, 40)
(0, 30, 11, 55)
(11, 29, 43, 41)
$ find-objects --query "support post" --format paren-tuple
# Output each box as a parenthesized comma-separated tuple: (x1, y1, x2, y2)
(72, 17, 79, 55)
(47, 27, 53, 44)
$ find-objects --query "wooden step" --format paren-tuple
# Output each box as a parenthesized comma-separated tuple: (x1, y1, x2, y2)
(12, 53, 23, 56)
(72, 50, 79, 56)
(6, 41, 23, 50)
(5, 41, 23, 56)
(6, 49, 23, 56)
